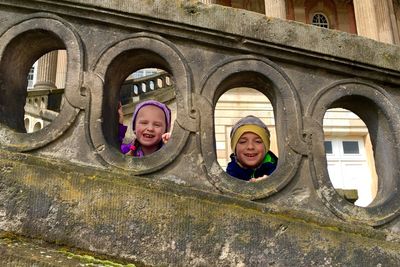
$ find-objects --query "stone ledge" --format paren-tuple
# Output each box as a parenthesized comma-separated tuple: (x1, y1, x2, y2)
(13, 0, 400, 73)
(0, 150, 400, 266)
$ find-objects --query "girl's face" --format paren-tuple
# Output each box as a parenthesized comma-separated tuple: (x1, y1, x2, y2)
(235, 132, 266, 168)
(134, 105, 166, 154)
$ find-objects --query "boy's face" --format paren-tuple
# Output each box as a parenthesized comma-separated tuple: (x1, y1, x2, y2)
(135, 105, 166, 152)
(235, 132, 266, 168)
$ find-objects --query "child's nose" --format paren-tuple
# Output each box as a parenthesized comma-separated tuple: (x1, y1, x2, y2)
(247, 142, 255, 149)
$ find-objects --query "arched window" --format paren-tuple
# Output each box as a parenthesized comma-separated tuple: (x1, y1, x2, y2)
(304, 0, 339, 30)
(312, 12, 329, 28)
(33, 121, 42, 132)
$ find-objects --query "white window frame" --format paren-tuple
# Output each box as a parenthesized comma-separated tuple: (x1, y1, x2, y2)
(325, 138, 365, 160)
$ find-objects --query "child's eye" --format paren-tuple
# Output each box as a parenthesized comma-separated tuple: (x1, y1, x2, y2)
(255, 139, 263, 144)
(139, 120, 148, 125)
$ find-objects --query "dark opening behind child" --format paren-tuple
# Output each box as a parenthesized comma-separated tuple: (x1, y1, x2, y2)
(226, 115, 278, 182)
(118, 100, 171, 157)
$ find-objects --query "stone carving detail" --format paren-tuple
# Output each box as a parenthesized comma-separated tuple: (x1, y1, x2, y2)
(2, 1, 400, 265)
(199, 56, 305, 199)
(0, 11, 397, 217)
(306, 80, 400, 226)
(87, 33, 194, 173)
(1, 2, 400, 260)
(0, 14, 83, 151)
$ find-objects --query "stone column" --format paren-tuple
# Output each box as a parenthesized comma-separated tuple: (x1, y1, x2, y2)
(264, 0, 286, 19)
(34, 51, 58, 90)
(374, 0, 395, 44)
(353, 0, 378, 40)
(55, 50, 67, 89)
(353, 0, 395, 44)
(200, 0, 216, 4)
(388, 0, 400, 44)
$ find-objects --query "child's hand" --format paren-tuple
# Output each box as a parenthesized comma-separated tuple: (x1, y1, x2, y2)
(249, 175, 268, 183)
(162, 132, 171, 144)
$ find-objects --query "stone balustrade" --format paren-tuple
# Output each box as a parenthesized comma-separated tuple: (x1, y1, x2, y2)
(120, 72, 173, 104)
(1, 0, 400, 266)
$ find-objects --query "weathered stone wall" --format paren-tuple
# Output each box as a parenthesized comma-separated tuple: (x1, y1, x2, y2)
(1, 0, 400, 265)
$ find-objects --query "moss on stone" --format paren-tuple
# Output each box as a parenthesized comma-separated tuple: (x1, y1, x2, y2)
(58, 249, 136, 267)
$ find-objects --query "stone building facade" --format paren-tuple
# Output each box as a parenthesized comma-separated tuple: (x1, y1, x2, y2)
(204, 0, 400, 45)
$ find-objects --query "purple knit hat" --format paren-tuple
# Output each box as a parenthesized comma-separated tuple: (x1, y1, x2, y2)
(132, 100, 171, 132)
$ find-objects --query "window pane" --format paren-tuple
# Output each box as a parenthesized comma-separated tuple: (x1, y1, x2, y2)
(342, 141, 359, 154)
(312, 13, 329, 28)
(324, 141, 332, 154)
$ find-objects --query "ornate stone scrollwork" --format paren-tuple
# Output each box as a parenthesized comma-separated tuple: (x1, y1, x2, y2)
(0, 13, 84, 151)
(306, 79, 400, 226)
(87, 33, 195, 173)
(199, 55, 306, 200)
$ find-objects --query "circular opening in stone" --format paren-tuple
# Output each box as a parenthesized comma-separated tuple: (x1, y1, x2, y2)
(24, 50, 67, 133)
(322, 95, 395, 208)
(323, 108, 378, 207)
(0, 29, 67, 133)
(99, 48, 178, 157)
(215, 86, 278, 182)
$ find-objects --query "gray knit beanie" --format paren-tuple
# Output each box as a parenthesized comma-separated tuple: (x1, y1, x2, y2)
(230, 115, 271, 152)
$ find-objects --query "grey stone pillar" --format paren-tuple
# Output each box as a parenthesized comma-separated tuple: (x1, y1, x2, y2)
(34, 51, 58, 90)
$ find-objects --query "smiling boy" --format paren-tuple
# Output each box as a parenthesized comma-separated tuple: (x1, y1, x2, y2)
(226, 115, 278, 182)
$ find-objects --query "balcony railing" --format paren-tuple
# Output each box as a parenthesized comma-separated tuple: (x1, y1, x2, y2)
(119, 72, 173, 105)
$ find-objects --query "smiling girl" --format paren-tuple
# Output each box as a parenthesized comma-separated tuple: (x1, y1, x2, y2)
(119, 100, 171, 157)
